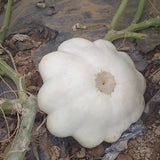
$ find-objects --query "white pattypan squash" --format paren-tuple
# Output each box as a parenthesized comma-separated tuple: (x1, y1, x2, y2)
(38, 38, 146, 148)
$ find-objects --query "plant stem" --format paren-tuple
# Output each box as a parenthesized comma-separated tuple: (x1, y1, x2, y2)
(0, 0, 13, 43)
(0, 99, 19, 115)
(0, 2, 38, 160)
(104, 30, 146, 42)
(0, 60, 38, 160)
(0, 58, 26, 102)
(128, 18, 160, 31)
(132, 0, 146, 24)
(5, 96, 38, 160)
(110, 0, 129, 30)
(104, 18, 160, 41)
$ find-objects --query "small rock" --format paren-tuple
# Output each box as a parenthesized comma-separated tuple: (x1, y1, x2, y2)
(72, 23, 87, 31)
(36, 2, 46, 8)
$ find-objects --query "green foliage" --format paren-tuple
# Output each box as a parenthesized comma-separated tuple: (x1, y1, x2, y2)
(104, 0, 160, 41)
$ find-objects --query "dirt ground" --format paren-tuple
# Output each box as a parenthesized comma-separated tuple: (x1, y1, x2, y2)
(0, 0, 160, 160)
